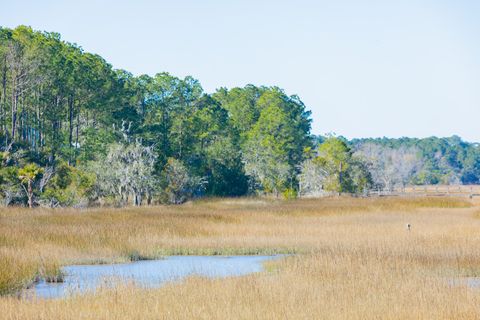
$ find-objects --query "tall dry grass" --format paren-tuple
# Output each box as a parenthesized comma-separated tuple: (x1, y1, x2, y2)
(1, 196, 480, 319)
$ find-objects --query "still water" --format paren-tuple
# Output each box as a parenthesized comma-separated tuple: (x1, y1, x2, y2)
(31, 255, 281, 299)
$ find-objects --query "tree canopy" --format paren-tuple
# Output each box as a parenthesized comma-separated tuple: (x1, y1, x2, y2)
(0, 26, 312, 206)
(0, 25, 479, 207)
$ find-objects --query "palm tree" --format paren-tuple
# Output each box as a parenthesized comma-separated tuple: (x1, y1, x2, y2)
(18, 164, 43, 208)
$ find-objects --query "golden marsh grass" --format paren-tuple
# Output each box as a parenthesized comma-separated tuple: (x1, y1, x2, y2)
(1, 196, 480, 319)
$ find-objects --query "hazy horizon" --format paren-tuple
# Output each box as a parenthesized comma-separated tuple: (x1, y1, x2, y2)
(1, 0, 479, 142)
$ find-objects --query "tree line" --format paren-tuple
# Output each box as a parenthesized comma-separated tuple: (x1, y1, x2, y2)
(0, 26, 478, 207)
(299, 136, 480, 196)
(0, 26, 312, 207)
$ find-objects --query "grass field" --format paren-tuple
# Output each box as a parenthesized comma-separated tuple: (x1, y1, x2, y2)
(1, 197, 480, 319)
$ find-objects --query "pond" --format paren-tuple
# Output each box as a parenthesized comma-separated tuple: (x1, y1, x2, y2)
(29, 255, 281, 299)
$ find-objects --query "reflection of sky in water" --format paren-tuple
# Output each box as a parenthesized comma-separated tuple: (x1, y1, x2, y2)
(31, 255, 281, 299)
(449, 277, 480, 289)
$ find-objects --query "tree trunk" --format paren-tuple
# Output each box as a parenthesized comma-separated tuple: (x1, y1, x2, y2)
(27, 180, 33, 208)
(338, 161, 343, 196)
(133, 192, 142, 206)
(11, 86, 18, 141)
(75, 108, 80, 164)
(1, 57, 6, 137)
(68, 95, 74, 165)
(147, 195, 152, 205)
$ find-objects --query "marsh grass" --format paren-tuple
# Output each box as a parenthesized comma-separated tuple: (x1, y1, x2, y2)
(1, 196, 479, 318)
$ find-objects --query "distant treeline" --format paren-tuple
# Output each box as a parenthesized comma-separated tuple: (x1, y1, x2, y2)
(350, 136, 480, 185)
(0, 26, 478, 207)
(298, 136, 480, 197)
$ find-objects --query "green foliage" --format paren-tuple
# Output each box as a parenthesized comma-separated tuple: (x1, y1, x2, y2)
(213, 85, 263, 141)
(0, 166, 21, 205)
(2, 24, 479, 208)
(160, 158, 206, 204)
(18, 163, 43, 184)
(78, 128, 116, 163)
(350, 136, 480, 186)
(42, 163, 95, 207)
(240, 88, 312, 195)
(348, 158, 373, 194)
(302, 137, 372, 195)
(282, 188, 297, 200)
(0, 24, 314, 205)
(244, 105, 293, 194)
(18, 163, 44, 208)
(314, 138, 352, 193)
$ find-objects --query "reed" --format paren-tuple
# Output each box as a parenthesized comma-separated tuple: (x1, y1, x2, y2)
(1, 196, 479, 319)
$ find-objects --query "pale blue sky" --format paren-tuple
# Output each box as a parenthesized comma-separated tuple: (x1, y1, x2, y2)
(1, 0, 479, 142)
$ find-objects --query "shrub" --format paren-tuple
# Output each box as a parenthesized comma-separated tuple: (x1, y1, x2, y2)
(282, 188, 297, 200)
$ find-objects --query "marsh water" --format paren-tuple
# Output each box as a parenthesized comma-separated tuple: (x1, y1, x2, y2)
(449, 277, 480, 289)
(30, 255, 281, 299)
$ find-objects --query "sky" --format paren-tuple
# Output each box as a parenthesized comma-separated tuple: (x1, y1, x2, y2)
(1, 0, 479, 142)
